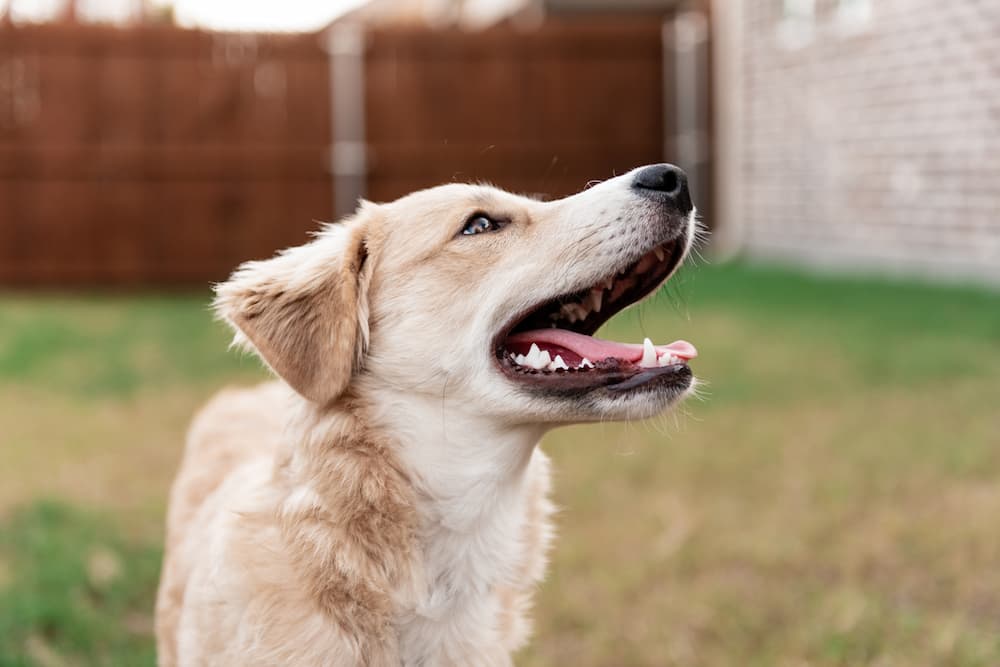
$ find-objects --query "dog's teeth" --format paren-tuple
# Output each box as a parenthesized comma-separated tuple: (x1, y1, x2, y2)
(565, 304, 586, 322)
(514, 353, 527, 366)
(657, 352, 675, 367)
(641, 338, 658, 368)
(579, 358, 593, 369)
(550, 355, 568, 371)
(525, 344, 541, 368)
(590, 290, 603, 313)
(525, 343, 551, 370)
(524, 343, 552, 371)
(561, 303, 585, 323)
(653, 246, 665, 262)
(604, 277, 615, 290)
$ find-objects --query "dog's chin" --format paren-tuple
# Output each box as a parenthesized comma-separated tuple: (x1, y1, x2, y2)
(515, 368, 694, 424)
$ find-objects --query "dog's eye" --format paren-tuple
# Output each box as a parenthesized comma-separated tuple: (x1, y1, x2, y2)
(461, 214, 503, 236)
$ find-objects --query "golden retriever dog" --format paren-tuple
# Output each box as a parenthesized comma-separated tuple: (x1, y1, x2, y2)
(155, 164, 699, 666)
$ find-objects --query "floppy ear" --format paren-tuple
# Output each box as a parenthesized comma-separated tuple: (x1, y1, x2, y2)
(213, 204, 378, 405)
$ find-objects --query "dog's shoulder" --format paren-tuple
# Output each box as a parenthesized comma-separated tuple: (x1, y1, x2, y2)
(188, 380, 291, 449)
(157, 381, 291, 664)
(161, 394, 424, 666)
(166, 381, 290, 535)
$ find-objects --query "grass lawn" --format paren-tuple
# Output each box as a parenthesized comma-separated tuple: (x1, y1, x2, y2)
(2, 261, 999, 666)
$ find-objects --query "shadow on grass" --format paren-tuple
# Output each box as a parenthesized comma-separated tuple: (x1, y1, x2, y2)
(0, 501, 160, 667)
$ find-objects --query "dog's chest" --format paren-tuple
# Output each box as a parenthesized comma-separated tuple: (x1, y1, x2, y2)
(395, 450, 554, 665)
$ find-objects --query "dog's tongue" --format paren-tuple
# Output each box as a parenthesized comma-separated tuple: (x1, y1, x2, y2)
(507, 329, 697, 362)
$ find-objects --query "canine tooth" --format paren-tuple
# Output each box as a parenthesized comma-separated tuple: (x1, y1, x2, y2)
(654, 246, 665, 262)
(550, 355, 568, 371)
(590, 290, 603, 313)
(641, 338, 658, 368)
(579, 358, 593, 369)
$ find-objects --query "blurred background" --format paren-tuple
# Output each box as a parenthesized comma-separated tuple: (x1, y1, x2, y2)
(1, 0, 998, 665)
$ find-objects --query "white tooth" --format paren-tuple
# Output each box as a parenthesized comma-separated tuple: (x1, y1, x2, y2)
(579, 358, 593, 369)
(604, 277, 615, 290)
(526, 344, 541, 367)
(515, 354, 527, 365)
(575, 303, 590, 319)
(590, 290, 603, 313)
(537, 350, 552, 368)
(550, 355, 568, 371)
(641, 337, 658, 368)
(562, 303, 583, 321)
(657, 352, 674, 367)
(654, 246, 665, 261)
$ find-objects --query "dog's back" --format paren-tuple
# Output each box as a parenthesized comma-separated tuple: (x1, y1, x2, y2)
(155, 381, 290, 665)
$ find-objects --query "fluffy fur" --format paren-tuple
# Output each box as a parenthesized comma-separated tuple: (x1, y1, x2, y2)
(155, 168, 695, 666)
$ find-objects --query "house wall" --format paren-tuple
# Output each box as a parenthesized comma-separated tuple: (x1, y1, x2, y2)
(728, 0, 1000, 283)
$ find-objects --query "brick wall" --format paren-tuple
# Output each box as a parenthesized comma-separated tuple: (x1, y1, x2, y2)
(733, 0, 1000, 283)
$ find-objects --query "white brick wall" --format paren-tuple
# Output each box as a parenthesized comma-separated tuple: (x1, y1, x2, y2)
(735, 0, 1000, 283)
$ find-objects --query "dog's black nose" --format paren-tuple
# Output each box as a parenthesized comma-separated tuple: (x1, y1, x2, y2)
(631, 163, 692, 212)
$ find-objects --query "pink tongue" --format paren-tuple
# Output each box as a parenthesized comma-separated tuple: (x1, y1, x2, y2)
(507, 329, 697, 362)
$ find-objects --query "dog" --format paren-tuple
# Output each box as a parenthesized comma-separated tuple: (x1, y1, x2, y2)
(155, 163, 698, 666)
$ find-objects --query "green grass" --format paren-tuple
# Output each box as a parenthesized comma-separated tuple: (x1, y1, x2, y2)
(0, 503, 161, 667)
(2, 261, 999, 666)
(0, 295, 263, 397)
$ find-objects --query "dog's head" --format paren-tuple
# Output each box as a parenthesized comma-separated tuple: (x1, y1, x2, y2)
(216, 164, 698, 425)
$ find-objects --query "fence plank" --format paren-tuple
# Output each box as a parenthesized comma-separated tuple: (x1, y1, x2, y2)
(0, 17, 704, 286)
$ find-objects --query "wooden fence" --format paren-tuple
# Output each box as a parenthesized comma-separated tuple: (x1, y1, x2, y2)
(0, 17, 708, 286)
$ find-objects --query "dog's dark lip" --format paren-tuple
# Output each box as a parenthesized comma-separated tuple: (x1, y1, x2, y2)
(490, 231, 690, 393)
(498, 354, 693, 394)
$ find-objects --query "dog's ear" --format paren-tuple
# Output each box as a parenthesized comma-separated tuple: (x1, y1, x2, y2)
(214, 203, 379, 405)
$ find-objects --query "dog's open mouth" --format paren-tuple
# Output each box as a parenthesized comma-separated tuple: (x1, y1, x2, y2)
(494, 236, 696, 393)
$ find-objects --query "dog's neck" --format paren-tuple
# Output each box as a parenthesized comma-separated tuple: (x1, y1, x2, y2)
(357, 386, 551, 661)
(366, 391, 544, 519)
(279, 383, 551, 662)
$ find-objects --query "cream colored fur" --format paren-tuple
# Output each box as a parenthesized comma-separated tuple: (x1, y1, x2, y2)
(155, 168, 696, 666)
